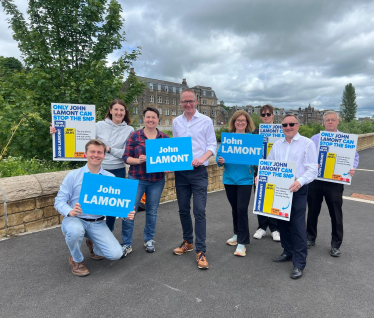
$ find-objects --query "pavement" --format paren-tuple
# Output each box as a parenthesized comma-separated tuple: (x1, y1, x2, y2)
(1, 147, 374, 318)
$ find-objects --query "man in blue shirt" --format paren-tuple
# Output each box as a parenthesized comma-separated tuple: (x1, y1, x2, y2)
(55, 139, 135, 277)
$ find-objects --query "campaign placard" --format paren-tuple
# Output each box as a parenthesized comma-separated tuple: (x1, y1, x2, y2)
(220, 133, 263, 165)
(259, 124, 285, 159)
(253, 160, 296, 221)
(145, 137, 193, 173)
(51, 103, 96, 161)
(316, 131, 358, 185)
(79, 173, 138, 218)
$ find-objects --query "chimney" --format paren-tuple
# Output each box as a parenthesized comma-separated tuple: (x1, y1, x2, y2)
(182, 78, 187, 85)
(130, 68, 135, 74)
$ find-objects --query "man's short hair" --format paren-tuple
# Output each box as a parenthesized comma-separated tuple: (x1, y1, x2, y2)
(85, 139, 106, 153)
(323, 111, 340, 120)
(282, 114, 300, 124)
(180, 88, 197, 99)
(260, 104, 274, 114)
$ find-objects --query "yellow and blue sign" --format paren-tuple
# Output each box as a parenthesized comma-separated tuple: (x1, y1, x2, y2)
(259, 124, 285, 159)
(146, 137, 193, 173)
(220, 133, 263, 165)
(78, 173, 138, 218)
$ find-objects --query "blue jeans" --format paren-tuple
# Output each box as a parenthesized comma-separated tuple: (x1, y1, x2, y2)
(61, 217, 123, 263)
(121, 176, 165, 245)
(105, 167, 126, 231)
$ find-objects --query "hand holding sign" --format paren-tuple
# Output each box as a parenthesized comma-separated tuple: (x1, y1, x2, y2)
(68, 203, 82, 217)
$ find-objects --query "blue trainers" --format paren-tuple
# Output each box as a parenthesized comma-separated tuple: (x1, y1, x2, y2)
(144, 240, 155, 253)
(120, 245, 132, 259)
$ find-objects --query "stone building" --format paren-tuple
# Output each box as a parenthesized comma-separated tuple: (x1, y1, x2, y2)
(122, 69, 221, 126)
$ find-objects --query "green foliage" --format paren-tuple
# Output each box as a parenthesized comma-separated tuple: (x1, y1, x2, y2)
(219, 100, 229, 112)
(215, 125, 229, 142)
(2, 57, 23, 71)
(0, 0, 142, 159)
(161, 130, 173, 137)
(338, 120, 374, 134)
(251, 113, 261, 129)
(340, 83, 357, 122)
(299, 122, 324, 138)
(0, 156, 83, 178)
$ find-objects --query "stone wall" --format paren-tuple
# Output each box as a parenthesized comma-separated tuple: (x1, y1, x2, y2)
(357, 133, 374, 151)
(0, 158, 223, 238)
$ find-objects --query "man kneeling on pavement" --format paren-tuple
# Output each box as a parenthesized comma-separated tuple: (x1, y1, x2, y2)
(54, 139, 135, 277)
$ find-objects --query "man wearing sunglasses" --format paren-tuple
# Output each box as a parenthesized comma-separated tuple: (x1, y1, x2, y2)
(306, 111, 359, 258)
(172, 88, 217, 270)
(252, 105, 280, 242)
(266, 114, 318, 279)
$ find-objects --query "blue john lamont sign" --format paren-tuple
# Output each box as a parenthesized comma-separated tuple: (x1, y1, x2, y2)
(79, 173, 138, 218)
(146, 137, 193, 173)
(220, 133, 263, 165)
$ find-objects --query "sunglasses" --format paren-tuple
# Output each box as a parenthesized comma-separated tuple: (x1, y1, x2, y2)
(261, 113, 272, 117)
(282, 123, 298, 127)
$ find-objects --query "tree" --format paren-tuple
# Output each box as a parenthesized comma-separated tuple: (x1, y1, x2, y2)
(219, 100, 229, 112)
(250, 113, 261, 128)
(340, 83, 357, 122)
(1, 0, 143, 159)
(2, 57, 23, 71)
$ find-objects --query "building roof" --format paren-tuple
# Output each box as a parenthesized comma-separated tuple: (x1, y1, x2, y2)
(136, 76, 188, 88)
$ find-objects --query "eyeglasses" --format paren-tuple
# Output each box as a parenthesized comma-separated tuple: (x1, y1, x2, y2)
(235, 120, 247, 123)
(180, 100, 195, 105)
(282, 123, 298, 127)
(324, 119, 337, 122)
(261, 113, 272, 117)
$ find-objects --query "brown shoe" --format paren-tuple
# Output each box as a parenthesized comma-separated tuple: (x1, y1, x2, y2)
(173, 240, 193, 255)
(69, 256, 90, 277)
(196, 251, 209, 269)
(86, 239, 104, 260)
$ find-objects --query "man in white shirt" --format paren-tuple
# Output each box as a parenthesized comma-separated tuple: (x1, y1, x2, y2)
(172, 88, 217, 270)
(267, 114, 318, 279)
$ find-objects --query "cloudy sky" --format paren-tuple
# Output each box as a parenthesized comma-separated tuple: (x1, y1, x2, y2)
(1, 0, 374, 117)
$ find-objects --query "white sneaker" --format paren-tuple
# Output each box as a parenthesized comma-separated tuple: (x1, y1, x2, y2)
(271, 231, 281, 242)
(234, 244, 246, 257)
(253, 228, 266, 239)
(226, 234, 238, 246)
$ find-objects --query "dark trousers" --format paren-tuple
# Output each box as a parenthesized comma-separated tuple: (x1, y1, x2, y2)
(224, 184, 252, 244)
(306, 180, 344, 248)
(253, 181, 278, 232)
(175, 166, 208, 253)
(278, 185, 308, 269)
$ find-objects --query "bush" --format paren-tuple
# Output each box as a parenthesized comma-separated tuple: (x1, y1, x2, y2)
(0, 157, 83, 178)
(215, 126, 229, 142)
(161, 130, 173, 137)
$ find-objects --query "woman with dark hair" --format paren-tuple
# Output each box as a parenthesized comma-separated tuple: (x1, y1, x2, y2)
(216, 110, 255, 257)
(50, 99, 134, 233)
(122, 107, 169, 254)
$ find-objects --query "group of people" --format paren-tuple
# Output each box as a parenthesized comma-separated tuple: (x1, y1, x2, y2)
(53, 90, 358, 280)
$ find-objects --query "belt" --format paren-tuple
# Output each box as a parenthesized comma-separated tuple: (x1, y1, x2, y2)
(79, 216, 105, 222)
(193, 165, 206, 170)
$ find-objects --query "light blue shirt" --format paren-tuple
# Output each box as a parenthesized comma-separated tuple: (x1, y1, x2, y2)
(54, 164, 114, 218)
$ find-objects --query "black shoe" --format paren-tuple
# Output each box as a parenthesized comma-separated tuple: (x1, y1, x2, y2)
(273, 253, 292, 262)
(291, 267, 303, 279)
(330, 247, 341, 257)
(307, 239, 315, 249)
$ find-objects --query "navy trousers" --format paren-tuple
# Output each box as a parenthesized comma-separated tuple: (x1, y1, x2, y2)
(175, 166, 208, 253)
(277, 185, 308, 269)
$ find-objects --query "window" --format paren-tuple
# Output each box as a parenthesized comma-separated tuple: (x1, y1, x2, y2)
(165, 86, 168, 93)
(165, 119, 170, 125)
(211, 100, 215, 105)
(158, 84, 161, 91)
(172, 109, 176, 115)
(133, 107, 138, 114)
(165, 108, 170, 115)
(172, 98, 176, 105)
(166, 97, 169, 104)
(159, 119, 161, 125)
(134, 97, 138, 103)
(150, 95, 154, 103)
(203, 108, 207, 115)
(203, 99, 207, 105)
(179, 87, 183, 93)
(179, 109, 183, 114)
(203, 90, 206, 96)
(177, 99, 180, 105)
(197, 94, 199, 101)
(211, 109, 217, 116)
(173, 87, 176, 94)
(211, 91, 214, 97)
(158, 108, 162, 115)
(158, 96, 162, 103)
(149, 83, 153, 91)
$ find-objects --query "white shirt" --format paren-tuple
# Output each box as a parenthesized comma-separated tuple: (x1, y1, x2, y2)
(268, 133, 318, 186)
(172, 110, 217, 166)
